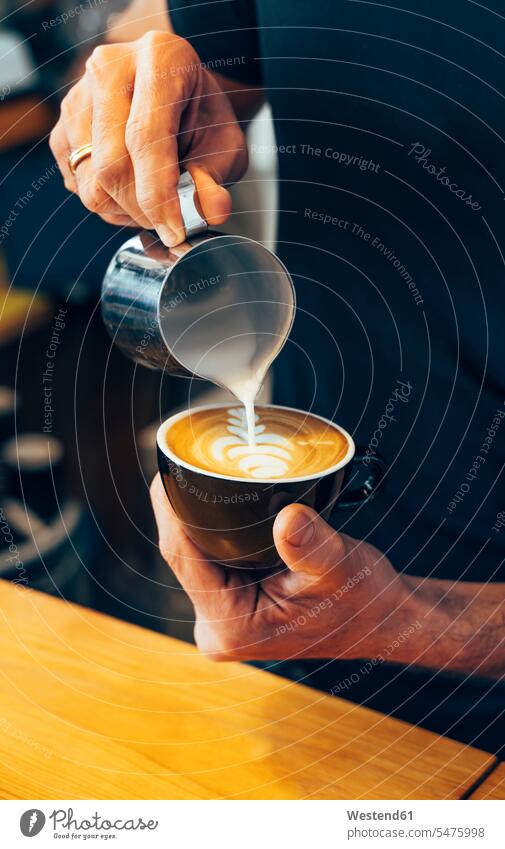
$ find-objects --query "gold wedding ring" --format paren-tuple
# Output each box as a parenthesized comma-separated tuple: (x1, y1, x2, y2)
(68, 143, 93, 175)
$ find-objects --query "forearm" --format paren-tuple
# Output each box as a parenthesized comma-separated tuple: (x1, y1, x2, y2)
(390, 575, 505, 678)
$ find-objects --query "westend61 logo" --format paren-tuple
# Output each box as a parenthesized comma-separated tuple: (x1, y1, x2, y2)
(20, 808, 158, 838)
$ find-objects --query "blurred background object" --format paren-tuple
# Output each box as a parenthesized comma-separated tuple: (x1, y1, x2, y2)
(0, 3, 278, 640)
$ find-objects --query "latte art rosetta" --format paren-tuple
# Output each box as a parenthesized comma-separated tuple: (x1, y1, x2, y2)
(212, 408, 292, 478)
(166, 406, 349, 480)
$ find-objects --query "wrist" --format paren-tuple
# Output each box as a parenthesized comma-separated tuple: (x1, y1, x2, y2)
(336, 571, 422, 662)
(370, 573, 425, 661)
(381, 574, 454, 668)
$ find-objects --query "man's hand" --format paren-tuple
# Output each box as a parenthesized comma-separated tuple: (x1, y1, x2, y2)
(50, 32, 248, 245)
(151, 475, 505, 677)
(150, 474, 410, 662)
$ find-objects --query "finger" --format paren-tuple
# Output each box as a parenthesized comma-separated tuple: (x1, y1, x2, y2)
(73, 158, 124, 216)
(181, 69, 247, 224)
(99, 213, 139, 227)
(150, 474, 225, 596)
(88, 44, 152, 229)
(273, 504, 347, 578)
(187, 164, 232, 227)
(125, 32, 187, 246)
(49, 120, 77, 194)
(60, 76, 123, 218)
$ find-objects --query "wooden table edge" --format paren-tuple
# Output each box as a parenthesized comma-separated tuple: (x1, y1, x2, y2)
(466, 760, 505, 800)
(0, 580, 498, 801)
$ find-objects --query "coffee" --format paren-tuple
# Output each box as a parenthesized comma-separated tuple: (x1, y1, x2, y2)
(165, 405, 349, 480)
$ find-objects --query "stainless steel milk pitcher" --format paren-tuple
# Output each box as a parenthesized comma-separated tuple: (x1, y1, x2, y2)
(101, 173, 295, 382)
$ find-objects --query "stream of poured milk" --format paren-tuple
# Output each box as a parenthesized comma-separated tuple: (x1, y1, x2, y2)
(226, 379, 259, 448)
(244, 399, 257, 448)
(164, 305, 280, 450)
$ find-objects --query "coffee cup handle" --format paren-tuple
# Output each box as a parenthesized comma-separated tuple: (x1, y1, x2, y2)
(333, 451, 386, 510)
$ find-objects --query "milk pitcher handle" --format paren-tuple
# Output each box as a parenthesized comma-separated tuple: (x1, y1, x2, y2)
(177, 172, 208, 239)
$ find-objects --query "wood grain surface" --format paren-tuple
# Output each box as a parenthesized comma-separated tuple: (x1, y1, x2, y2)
(0, 581, 495, 800)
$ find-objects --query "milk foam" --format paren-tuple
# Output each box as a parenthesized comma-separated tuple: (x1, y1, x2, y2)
(211, 408, 292, 479)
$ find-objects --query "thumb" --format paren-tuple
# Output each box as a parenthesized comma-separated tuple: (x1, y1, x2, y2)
(273, 504, 347, 577)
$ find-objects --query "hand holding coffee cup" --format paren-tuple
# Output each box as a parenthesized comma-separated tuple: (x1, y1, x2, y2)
(150, 474, 402, 662)
(157, 403, 385, 570)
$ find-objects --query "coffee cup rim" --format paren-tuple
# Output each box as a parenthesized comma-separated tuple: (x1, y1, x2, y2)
(157, 403, 356, 484)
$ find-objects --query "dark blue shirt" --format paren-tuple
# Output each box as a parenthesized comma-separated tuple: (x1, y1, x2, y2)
(172, 0, 505, 754)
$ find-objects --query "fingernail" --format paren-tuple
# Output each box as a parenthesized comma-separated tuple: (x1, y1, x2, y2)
(287, 511, 315, 547)
(156, 224, 177, 247)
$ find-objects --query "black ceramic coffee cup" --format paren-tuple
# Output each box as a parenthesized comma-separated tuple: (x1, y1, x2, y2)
(157, 404, 385, 570)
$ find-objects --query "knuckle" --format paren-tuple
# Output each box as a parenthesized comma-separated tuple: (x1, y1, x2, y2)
(194, 623, 237, 662)
(159, 542, 176, 567)
(86, 44, 115, 74)
(142, 32, 200, 78)
(216, 633, 241, 661)
(178, 39, 199, 67)
(204, 653, 230, 663)
(136, 186, 167, 218)
(98, 212, 121, 226)
(89, 44, 109, 64)
(59, 93, 72, 119)
(141, 30, 167, 49)
(328, 531, 347, 568)
(48, 126, 62, 158)
(78, 179, 110, 213)
(124, 117, 150, 152)
(159, 537, 187, 573)
(94, 154, 125, 192)
(142, 30, 187, 53)
(63, 177, 76, 193)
